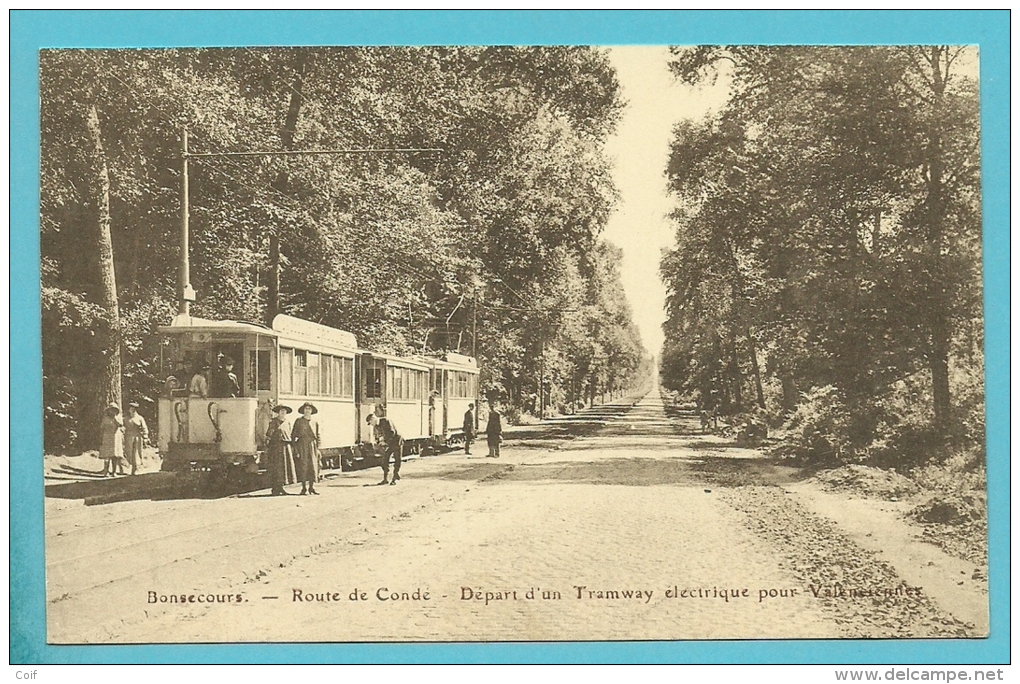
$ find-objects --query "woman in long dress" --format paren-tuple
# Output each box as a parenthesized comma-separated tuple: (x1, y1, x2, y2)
(265, 405, 295, 496)
(99, 404, 125, 477)
(292, 402, 320, 495)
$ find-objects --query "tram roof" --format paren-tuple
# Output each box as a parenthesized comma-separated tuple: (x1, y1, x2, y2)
(358, 349, 431, 371)
(409, 353, 479, 372)
(159, 313, 359, 352)
(159, 314, 276, 336)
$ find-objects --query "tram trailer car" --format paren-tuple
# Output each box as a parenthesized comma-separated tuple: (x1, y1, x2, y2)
(157, 313, 479, 475)
(418, 353, 480, 448)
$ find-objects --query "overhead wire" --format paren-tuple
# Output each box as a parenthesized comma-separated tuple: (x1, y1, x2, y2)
(102, 57, 575, 334)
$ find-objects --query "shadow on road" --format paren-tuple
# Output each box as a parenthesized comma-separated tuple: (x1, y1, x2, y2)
(44, 471, 271, 505)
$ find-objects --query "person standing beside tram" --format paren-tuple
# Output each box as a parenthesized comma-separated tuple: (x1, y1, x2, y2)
(266, 404, 295, 496)
(123, 402, 149, 476)
(462, 402, 476, 455)
(292, 402, 320, 495)
(366, 411, 403, 486)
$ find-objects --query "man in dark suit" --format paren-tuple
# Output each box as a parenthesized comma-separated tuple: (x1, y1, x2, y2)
(462, 402, 475, 454)
(367, 412, 404, 486)
(215, 356, 241, 398)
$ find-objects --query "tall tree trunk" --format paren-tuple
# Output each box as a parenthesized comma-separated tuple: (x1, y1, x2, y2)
(872, 208, 882, 254)
(730, 336, 742, 411)
(925, 46, 951, 431)
(265, 51, 308, 325)
(747, 331, 765, 410)
(85, 103, 122, 440)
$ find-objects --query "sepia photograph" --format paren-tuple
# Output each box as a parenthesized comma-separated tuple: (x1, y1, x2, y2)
(12, 10, 1009, 665)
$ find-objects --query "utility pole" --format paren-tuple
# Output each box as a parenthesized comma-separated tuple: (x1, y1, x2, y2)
(175, 129, 440, 322)
(471, 288, 477, 359)
(539, 332, 545, 419)
(472, 288, 479, 429)
(179, 128, 191, 316)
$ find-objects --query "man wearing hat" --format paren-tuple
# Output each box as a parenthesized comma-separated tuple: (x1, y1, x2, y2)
(123, 402, 150, 476)
(462, 402, 476, 455)
(265, 404, 295, 496)
(366, 411, 403, 486)
(292, 402, 320, 495)
(215, 356, 241, 398)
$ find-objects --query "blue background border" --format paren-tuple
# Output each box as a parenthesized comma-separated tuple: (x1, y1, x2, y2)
(10, 9, 1010, 664)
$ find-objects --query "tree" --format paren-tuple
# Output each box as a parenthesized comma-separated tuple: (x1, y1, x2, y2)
(40, 46, 646, 452)
(661, 46, 980, 464)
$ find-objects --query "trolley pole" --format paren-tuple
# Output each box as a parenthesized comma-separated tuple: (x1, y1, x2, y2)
(472, 288, 479, 430)
(539, 333, 545, 419)
(179, 128, 191, 316)
(471, 288, 477, 358)
(174, 139, 440, 319)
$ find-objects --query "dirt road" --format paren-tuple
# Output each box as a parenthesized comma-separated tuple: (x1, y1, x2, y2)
(45, 391, 985, 643)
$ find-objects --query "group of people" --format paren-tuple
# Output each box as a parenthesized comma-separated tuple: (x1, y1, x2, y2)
(264, 402, 321, 496)
(98, 402, 150, 477)
(263, 399, 505, 495)
(164, 356, 240, 399)
(461, 401, 504, 458)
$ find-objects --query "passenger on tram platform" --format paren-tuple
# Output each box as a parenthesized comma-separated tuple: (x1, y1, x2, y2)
(215, 356, 240, 398)
(189, 363, 210, 398)
(164, 361, 188, 397)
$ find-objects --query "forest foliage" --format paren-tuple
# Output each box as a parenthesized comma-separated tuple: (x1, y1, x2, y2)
(660, 46, 983, 471)
(41, 47, 647, 452)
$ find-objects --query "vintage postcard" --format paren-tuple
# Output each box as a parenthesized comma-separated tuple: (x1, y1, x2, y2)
(14, 10, 1009, 664)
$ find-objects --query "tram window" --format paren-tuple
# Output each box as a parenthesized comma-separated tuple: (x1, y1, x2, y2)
(365, 364, 382, 400)
(453, 372, 467, 398)
(280, 348, 294, 394)
(389, 367, 400, 400)
(323, 355, 334, 396)
(342, 357, 354, 397)
(307, 352, 320, 395)
(292, 350, 307, 395)
(248, 349, 272, 392)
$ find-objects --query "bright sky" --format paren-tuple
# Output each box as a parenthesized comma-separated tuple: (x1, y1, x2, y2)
(603, 46, 730, 358)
